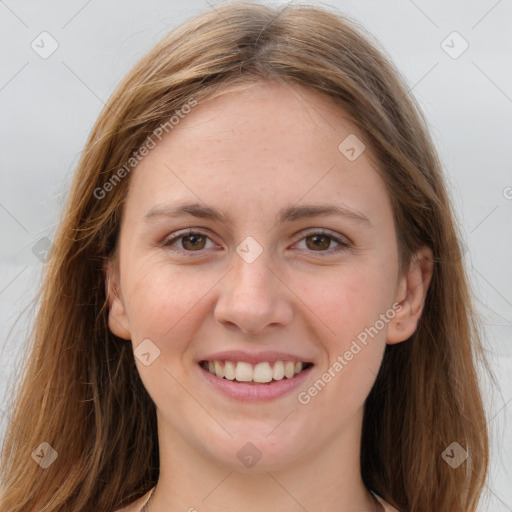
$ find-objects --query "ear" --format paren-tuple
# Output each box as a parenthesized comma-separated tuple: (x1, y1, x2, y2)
(104, 258, 131, 340)
(386, 246, 434, 344)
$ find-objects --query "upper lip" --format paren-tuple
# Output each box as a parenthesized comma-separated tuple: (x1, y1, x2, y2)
(198, 350, 314, 365)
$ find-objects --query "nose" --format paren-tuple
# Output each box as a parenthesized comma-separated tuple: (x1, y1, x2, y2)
(213, 249, 294, 335)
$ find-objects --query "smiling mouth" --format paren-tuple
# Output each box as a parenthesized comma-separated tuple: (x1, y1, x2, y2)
(199, 360, 314, 385)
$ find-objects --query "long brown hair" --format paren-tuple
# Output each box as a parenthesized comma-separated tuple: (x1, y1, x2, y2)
(0, 2, 489, 510)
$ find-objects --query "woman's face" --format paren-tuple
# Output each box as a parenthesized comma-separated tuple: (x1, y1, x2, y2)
(107, 81, 413, 471)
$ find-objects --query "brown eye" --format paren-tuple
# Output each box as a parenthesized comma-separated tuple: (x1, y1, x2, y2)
(294, 230, 350, 255)
(181, 233, 207, 251)
(305, 234, 332, 251)
(162, 230, 215, 254)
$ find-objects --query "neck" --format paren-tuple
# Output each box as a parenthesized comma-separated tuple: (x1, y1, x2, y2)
(149, 408, 378, 512)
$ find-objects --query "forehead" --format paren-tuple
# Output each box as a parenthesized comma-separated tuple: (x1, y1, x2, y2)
(125, 81, 391, 225)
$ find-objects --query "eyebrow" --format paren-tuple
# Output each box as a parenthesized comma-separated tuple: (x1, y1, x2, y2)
(143, 201, 371, 226)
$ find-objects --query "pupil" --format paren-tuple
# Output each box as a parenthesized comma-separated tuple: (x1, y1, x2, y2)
(310, 235, 328, 250)
(184, 234, 204, 250)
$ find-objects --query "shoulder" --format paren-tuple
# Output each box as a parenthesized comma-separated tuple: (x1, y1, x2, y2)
(113, 500, 140, 512)
(373, 492, 402, 512)
(113, 488, 152, 512)
(113, 503, 136, 512)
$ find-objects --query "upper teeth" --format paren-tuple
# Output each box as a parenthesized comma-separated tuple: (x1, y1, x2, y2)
(205, 360, 305, 383)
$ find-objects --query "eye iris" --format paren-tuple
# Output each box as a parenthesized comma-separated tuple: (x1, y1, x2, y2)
(182, 234, 206, 250)
(306, 234, 330, 251)
(176, 233, 337, 252)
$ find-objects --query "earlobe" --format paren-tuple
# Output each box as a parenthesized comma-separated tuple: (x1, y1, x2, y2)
(104, 259, 131, 340)
(387, 246, 434, 345)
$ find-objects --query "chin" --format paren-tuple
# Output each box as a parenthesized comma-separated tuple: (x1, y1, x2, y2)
(202, 430, 308, 473)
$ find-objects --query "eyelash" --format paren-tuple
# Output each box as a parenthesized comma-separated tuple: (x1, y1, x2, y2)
(161, 228, 351, 257)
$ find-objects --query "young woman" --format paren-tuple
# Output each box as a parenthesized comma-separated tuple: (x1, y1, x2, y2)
(0, 2, 489, 511)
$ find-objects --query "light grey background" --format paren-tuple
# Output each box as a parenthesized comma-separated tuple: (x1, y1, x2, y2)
(1, 0, 511, 510)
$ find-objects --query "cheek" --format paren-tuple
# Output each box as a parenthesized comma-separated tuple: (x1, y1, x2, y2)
(294, 268, 388, 425)
(293, 261, 393, 398)
(121, 259, 211, 343)
(297, 262, 392, 343)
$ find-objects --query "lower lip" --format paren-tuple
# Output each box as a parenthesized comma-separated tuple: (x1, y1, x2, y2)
(198, 364, 314, 402)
